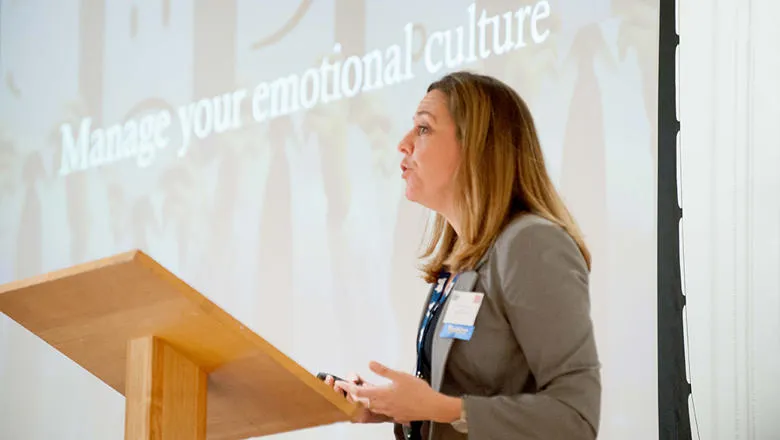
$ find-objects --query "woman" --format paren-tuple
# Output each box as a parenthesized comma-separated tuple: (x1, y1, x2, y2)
(325, 71, 601, 439)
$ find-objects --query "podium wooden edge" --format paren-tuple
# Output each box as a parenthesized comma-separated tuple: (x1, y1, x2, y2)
(0, 249, 138, 296)
(0, 249, 363, 429)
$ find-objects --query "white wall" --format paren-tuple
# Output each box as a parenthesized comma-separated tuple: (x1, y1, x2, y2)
(679, 0, 780, 438)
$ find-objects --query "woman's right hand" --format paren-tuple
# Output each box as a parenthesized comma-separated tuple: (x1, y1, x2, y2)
(323, 373, 391, 424)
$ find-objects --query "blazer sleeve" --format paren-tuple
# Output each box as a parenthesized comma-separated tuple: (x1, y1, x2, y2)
(462, 221, 601, 440)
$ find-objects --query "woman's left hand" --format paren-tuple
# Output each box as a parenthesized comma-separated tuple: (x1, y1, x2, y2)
(341, 361, 461, 425)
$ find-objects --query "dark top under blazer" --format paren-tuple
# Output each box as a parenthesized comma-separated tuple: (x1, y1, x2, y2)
(394, 213, 601, 440)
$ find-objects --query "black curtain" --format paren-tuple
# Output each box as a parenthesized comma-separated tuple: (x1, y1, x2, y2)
(657, 0, 692, 438)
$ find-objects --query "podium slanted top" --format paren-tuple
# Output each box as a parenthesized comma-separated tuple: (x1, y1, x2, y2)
(0, 250, 359, 439)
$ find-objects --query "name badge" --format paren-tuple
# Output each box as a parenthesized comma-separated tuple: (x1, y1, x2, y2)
(439, 290, 484, 341)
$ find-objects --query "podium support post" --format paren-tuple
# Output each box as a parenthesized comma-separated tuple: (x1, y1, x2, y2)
(125, 336, 208, 440)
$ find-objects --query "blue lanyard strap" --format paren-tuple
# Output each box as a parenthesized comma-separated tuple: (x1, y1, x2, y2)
(415, 272, 459, 375)
(409, 272, 458, 440)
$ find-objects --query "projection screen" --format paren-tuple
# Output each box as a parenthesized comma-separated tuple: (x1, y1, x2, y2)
(0, 1, 659, 439)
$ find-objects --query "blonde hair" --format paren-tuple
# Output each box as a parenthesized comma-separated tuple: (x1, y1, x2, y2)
(419, 71, 591, 283)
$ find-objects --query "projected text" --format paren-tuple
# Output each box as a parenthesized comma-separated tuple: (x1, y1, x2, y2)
(58, 0, 551, 176)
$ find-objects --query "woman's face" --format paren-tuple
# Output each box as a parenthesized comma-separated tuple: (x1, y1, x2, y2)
(398, 90, 461, 215)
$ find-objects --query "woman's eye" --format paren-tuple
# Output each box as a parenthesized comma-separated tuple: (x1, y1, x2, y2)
(416, 125, 429, 135)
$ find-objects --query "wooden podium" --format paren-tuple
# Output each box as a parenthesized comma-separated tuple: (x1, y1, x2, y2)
(0, 250, 360, 439)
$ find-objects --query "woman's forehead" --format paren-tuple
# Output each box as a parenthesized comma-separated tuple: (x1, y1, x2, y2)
(415, 90, 448, 119)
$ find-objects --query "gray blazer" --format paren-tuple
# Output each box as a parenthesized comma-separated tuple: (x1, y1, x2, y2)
(394, 213, 601, 440)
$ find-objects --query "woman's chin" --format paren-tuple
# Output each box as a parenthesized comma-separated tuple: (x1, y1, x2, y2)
(404, 186, 419, 203)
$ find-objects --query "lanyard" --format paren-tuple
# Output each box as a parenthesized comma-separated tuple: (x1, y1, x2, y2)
(409, 272, 458, 440)
(415, 272, 459, 375)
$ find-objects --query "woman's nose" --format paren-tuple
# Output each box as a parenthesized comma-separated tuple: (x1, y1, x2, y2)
(397, 132, 413, 154)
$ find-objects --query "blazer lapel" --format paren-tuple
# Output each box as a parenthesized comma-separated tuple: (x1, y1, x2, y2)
(430, 269, 479, 392)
